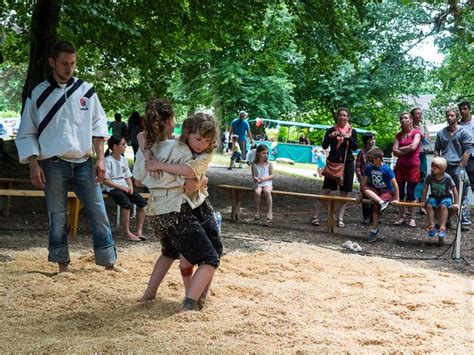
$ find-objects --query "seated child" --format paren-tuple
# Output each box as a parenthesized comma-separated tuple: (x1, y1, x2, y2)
(356, 132, 375, 224)
(228, 134, 243, 169)
(421, 157, 458, 239)
(103, 135, 147, 241)
(361, 147, 400, 243)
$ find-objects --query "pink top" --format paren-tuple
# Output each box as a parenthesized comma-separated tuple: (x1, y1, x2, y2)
(395, 128, 421, 166)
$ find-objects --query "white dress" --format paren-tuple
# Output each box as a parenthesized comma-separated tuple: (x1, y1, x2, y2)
(254, 162, 272, 187)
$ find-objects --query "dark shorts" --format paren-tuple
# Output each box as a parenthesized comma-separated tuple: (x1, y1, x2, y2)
(149, 201, 223, 268)
(322, 161, 355, 192)
(231, 151, 242, 162)
(107, 189, 147, 210)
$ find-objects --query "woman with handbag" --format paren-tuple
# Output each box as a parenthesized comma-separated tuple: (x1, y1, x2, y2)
(312, 107, 358, 227)
(411, 107, 431, 214)
(392, 112, 422, 227)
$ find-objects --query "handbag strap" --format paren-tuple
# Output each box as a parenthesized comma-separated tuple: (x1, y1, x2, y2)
(339, 139, 350, 185)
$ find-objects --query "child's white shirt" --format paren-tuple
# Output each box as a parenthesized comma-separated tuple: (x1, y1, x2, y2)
(133, 139, 211, 215)
(104, 155, 132, 192)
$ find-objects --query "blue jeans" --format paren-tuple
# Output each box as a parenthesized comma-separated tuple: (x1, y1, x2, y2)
(40, 157, 116, 266)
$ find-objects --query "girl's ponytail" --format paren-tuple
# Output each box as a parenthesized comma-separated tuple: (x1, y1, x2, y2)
(106, 135, 123, 157)
(144, 97, 174, 147)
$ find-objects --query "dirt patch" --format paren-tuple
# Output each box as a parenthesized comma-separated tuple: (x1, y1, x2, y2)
(0, 159, 473, 352)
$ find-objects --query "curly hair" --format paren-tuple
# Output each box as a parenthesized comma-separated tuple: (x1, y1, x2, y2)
(143, 97, 174, 148)
(181, 112, 219, 153)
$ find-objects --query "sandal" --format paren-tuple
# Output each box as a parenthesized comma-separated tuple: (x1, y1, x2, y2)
(266, 213, 273, 223)
(311, 217, 320, 226)
(393, 218, 406, 226)
(337, 219, 345, 228)
(408, 219, 416, 228)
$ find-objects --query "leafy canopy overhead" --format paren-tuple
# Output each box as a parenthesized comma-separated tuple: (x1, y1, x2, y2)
(0, 0, 471, 149)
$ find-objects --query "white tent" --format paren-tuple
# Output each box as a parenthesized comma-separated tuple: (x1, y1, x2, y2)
(427, 122, 446, 137)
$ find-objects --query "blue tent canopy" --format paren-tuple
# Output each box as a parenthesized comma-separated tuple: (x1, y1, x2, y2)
(248, 118, 370, 133)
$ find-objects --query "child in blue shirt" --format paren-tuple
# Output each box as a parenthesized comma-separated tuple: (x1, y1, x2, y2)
(361, 147, 400, 243)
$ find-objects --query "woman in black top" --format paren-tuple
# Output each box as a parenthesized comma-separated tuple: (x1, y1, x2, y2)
(312, 107, 358, 227)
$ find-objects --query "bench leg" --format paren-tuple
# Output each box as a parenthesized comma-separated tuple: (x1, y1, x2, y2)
(0, 196, 10, 217)
(230, 190, 242, 221)
(0, 182, 17, 217)
(67, 197, 82, 239)
(327, 201, 336, 234)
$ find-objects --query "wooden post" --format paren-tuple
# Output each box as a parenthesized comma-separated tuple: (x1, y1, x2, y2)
(67, 196, 81, 239)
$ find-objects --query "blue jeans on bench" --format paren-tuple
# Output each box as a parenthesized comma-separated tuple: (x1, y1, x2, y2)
(40, 157, 116, 266)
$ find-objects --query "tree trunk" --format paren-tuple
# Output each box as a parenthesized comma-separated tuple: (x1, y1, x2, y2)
(21, 0, 60, 110)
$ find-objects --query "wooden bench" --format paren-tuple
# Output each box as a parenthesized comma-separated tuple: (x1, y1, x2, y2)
(0, 189, 82, 238)
(218, 184, 423, 233)
(0, 178, 31, 217)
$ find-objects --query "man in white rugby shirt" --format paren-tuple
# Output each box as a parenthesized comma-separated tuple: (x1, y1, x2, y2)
(16, 41, 119, 273)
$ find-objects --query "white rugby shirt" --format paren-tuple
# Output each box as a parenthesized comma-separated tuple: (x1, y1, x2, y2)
(16, 76, 109, 164)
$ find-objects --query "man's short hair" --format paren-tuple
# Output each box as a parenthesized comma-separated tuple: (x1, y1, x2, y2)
(114, 113, 122, 121)
(458, 100, 471, 111)
(50, 41, 76, 59)
(239, 110, 248, 118)
(367, 147, 384, 159)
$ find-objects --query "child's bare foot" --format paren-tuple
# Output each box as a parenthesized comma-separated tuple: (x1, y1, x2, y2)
(178, 307, 193, 313)
(137, 292, 156, 302)
(58, 263, 70, 273)
(104, 265, 127, 272)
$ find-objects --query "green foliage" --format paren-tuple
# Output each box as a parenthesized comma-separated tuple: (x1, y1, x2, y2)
(2, 0, 466, 141)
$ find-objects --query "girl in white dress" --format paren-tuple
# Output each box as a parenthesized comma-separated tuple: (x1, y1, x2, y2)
(251, 145, 274, 223)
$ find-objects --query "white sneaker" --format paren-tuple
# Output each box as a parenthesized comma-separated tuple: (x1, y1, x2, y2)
(350, 242, 362, 252)
(342, 240, 353, 249)
(379, 200, 390, 213)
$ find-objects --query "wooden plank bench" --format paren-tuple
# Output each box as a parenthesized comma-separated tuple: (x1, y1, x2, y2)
(0, 184, 150, 238)
(218, 184, 423, 233)
(0, 189, 82, 238)
(0, 178, 31, 217)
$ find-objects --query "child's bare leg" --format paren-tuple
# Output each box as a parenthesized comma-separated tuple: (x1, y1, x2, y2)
(139, 254, 174, 302)
(121, 208, 139, 240)
(439, 204, 449, 229)
(372, 210, 380, 230)
(136, 207, 146, 237)
(181, 264, 216, 311)
(179, 255, 194, 294)
(263, 186, 273, 219)
(362, 189, 383, 204)
(254, 186, 262, 218)
(426, 204, 435, 226)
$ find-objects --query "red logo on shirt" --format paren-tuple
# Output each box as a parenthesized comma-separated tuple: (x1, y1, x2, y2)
(80, 97, 89, 110)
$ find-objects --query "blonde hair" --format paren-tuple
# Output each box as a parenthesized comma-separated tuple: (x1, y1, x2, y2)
(432, 157, 447, 172)
(445, 106, 460, 120)
(181, 112, 219, 153)
(143, 97, 174, 148)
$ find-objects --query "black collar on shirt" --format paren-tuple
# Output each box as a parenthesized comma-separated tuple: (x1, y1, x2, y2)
(47, 75, 75, 88)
